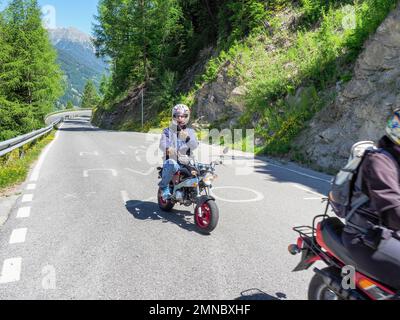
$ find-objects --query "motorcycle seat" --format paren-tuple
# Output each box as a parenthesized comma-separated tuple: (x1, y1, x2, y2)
(178, 167, 192, 178)
(320, 217, 358, 267)
(321, 217, 396, 289)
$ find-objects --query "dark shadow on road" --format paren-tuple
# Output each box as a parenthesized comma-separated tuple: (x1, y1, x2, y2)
(125, 200, 208, 235)
(253, 156, 332, 197)
(59, 122, 101, 132)
(235, 289, 287, 301)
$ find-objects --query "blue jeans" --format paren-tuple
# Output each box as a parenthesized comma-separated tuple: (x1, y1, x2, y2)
(159, 159, 181, 189)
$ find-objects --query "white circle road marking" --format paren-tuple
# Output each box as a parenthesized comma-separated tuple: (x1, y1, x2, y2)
(210, 186, 264, 203)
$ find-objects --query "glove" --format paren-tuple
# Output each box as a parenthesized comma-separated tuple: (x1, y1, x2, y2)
(179, 130, 190, 143)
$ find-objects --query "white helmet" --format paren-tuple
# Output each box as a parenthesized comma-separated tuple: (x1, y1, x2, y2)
(172, 104, 190, 126)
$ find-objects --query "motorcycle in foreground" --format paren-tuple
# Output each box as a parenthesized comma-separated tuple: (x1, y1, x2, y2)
(288, 199, 399, 300)
(157, 148, 228, 234)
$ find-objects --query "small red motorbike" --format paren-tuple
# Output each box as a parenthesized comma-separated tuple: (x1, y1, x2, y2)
(289, 199, 399, 300)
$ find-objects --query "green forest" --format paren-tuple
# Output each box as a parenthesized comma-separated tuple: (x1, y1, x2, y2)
(93, 0, 397, 155)
(0, 0, 397, 154)
(0, 0, 64, 141)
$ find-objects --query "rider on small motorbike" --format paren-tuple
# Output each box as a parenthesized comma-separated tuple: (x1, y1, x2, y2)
(159, 104, 199, 200)
(343, 109, 400, 290)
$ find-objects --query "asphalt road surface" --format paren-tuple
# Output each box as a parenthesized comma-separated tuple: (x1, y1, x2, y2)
(0, 119, 333, 300)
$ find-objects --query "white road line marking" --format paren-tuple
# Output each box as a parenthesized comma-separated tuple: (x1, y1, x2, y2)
(64, 193, 78, 199)
(125, 168, 155, 176)
(21, 194, 33, 203)
(120, 151, 126, 155)
(17, 207, 31, 218)
(0, 258, 22, 284)
(266, 162, 332, 183)
(26, 184, 36, 190)
(291, 184, 325, 197)
(304, 197, 323, 200)
(80, 151, 99, 156)
(9, 229, 28, 244)
(30, 123, 63, 182)
(121, 191, 130, 204)
(83, 169, 118, 177)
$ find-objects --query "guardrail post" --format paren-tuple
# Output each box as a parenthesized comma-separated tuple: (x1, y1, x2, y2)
(19, 146, 25, 159)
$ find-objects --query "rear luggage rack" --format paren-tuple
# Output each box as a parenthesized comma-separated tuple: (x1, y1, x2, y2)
(293, 225, 316, 239)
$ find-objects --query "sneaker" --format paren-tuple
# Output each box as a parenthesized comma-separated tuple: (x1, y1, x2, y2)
(161, 187, 172, 200)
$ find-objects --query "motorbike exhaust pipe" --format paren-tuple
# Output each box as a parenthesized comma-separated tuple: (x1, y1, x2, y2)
(314, 268, 366, 300)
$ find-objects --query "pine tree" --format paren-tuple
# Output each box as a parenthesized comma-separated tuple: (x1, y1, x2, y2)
(93, 0, 184, 95)
(0, 0, 64, 134)
(66, 101, 74, 110)
(81, 80, 100, 108)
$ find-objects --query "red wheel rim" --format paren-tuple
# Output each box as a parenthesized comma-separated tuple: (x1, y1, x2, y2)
(159, 189, 167, 205)
(196, 203, 211, 228)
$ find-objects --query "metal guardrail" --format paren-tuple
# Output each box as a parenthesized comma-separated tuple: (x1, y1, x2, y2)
(44, 108, 92, 123)
(0, 119, 62, 158)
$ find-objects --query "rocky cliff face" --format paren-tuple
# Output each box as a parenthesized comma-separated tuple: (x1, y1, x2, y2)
(92, 86, 144, 130)
(294, 3, 400, 171)
(192, 62, 246, 128)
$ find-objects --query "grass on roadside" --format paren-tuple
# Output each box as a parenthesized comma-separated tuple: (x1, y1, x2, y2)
(0, 131, 55, 192)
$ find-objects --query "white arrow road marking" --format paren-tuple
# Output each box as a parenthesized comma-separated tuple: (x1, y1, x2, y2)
(83, 169, 118, 177)
(80, 151, 99, 156)
(9, 228, 28, 244)
(0, 258, 22, 284)
(17, 207, 31, 219)
(125, 168, 155, 176)
(21, 194, 33, 203)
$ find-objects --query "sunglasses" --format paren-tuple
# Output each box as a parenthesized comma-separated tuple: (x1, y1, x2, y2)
(174, 114, 189, 119)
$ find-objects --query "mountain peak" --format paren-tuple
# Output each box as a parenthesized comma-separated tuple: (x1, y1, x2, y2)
(47, 27, 108, 108)
(47, 27, 93, 46)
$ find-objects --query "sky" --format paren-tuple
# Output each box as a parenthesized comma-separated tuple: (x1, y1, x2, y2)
(0, 0, 99, 35)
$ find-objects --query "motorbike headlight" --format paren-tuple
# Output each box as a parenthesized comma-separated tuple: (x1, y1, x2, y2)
(203, 173, 218, 186)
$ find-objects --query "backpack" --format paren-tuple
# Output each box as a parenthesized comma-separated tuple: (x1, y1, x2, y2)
(329, 141, 378, 223)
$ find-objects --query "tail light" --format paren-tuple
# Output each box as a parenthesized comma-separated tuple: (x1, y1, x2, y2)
(358, 278, 395, 300)
(288, 237, 304, 255)
(288, 244, 301, 255)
